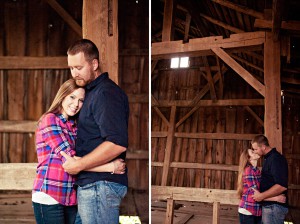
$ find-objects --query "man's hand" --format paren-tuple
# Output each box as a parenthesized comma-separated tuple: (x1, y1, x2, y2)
(252, 188, 264, 202)
(61, 151, 82, 175)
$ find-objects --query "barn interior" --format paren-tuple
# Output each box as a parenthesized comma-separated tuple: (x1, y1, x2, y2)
(151, 0, 300, 223)
(0, 0, 149, 223)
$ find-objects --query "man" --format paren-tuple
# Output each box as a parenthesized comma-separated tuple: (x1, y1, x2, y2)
(251, 135, 288, 224)
(61, 39, 129, 224)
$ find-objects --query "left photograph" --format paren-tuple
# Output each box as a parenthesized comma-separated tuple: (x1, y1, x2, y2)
(0, 1, 149, 224)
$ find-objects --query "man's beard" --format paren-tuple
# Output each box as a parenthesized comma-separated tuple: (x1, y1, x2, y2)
(74, 78, 87, 87)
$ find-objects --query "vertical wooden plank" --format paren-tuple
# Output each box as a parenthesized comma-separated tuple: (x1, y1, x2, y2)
(162, 0, 175, 42)
(26, 0, 48, 162)
(161, 106, 176, 186)
(5, 1, 26, 162)
(215, 109, 225, 189)
(82, 0, 119, 84)
(165, 198, 174, 224)
(212, 202, 220, 224)
(264, 32, 282, 151)
(225, 107, 236, 189)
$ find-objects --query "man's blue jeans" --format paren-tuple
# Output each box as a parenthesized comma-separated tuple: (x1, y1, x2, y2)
(262, 204, 288, 224)
(77, 180, 127, 224)
(33, 202, 77, 224)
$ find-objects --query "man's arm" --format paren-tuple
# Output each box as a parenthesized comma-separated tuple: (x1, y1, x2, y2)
(253, 184, 287, 202)
(62, 141, 126, 175)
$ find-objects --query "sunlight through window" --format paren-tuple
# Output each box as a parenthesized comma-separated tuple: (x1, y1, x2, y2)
(170, 57, 189, 68)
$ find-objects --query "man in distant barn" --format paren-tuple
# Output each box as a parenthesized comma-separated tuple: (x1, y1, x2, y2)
(251, 135, 288, 224)
(61, 39, 129, 224)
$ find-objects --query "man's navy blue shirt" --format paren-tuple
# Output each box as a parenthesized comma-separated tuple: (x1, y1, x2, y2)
(261, 148, 288, 206)
(75, 73, 129, 187)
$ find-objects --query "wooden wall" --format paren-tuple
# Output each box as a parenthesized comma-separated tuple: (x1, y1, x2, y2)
(0, 0, 149, 190)
(151, 57, 300, 208)
(0, 0, 81, 164)
(119, 0, 149, 190)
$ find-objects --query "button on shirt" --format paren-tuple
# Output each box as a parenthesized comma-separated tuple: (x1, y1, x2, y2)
(33, 113, 77, 206)
(75, 73, 129, 187)
(239, 165, 262, 216)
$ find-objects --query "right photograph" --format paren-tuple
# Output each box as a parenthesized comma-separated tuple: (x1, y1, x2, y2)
(151, 0, 300, 224)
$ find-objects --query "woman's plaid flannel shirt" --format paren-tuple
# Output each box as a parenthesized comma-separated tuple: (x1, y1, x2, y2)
(32, 113, 77, 206)
(239, 165, 262, 216)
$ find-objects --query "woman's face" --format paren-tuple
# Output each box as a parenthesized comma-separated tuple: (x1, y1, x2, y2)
(61, 88, 85, 119)
(248, 148, 260, 161)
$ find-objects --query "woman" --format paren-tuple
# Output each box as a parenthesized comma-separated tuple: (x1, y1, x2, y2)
(32, 79, 125, 224)
(237, 148, 285, 224)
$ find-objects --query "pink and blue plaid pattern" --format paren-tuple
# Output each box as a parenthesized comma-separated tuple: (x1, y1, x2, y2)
(239, 165, 262, 216)
(32, 113, 77, 206)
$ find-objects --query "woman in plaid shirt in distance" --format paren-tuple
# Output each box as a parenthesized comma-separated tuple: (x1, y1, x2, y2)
(237, 148, 285, 224)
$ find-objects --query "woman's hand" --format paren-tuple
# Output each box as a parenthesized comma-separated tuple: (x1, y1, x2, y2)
(275, 194, 286, 203)
(111, 158, 126, 174)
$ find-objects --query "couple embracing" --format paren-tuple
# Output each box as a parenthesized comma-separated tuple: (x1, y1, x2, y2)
(32, 39, 129, 224)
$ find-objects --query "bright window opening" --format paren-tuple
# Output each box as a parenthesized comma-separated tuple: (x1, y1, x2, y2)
(170, 57, 189, 68)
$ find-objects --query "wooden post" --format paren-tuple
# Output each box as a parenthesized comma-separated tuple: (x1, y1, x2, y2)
(162, 0, 175, 42)
(165, 198, 174, 224)
(161, 106, 176, 186)
(212, 202, 220, 224)
(82, 0, 119, 84)
(264, 32, 282, 151)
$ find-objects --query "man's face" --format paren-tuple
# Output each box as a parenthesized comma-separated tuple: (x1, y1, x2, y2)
(68, 52, 96, 87)
(252, 142, 265, 156)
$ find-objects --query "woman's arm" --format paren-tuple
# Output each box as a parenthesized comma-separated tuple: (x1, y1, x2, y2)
(85, 158, 126, 174)
(62, 152, 126, 174)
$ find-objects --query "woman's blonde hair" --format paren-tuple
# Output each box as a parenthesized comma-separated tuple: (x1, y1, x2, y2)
(39, 79, 83, 122)
(237, 148, 250, 198)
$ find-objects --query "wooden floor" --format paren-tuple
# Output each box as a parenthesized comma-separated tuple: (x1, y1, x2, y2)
(0, 188, 149, 224)
(151, 200, 300, 224)
(151, 200, 239, 224)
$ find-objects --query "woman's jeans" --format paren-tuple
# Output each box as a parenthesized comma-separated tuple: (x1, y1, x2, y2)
(33, 202, 77, 224)
(239, 213, 262, 224)
(77, 180, 127, 224)
(262, 204, 288, 224)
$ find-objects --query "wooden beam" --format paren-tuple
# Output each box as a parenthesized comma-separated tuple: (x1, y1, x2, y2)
(162, 0, 175, 42)
(153, 99, 265, 107)
(205, 67, 217, 100)
(230, 53, 264, 72)
(170, 162, 238, 171)
(0, 163, 36, 190)
(213, 202, 220, 224)
(153, 107, 170, 126)
(244, 106, 264, 126)
(281, 77, 300, 85)
(212, 47, 265, 96)
(264, 32, 282, 150)
(165, 198, 174, 224)
(174, 132, 257, 140)
(45, 0, 82, 36)
(200, 13, 244, 33)
(152, 131, 168, 138)
(184, 13, 191, 42)
(161, 106, 176, 186)
(272, 0, 283, 41)
(152, 32, 266, 59)
(0, 56, 68, 69)
(0, 121, 36, 133)
(83, 0, 119, 83)
(254, 19, 300, 31)
(152, 186, 240, 205)
(211, 0, 264, 19)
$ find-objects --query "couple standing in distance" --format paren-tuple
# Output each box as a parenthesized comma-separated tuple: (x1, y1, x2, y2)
(32, 39, 129, 224)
